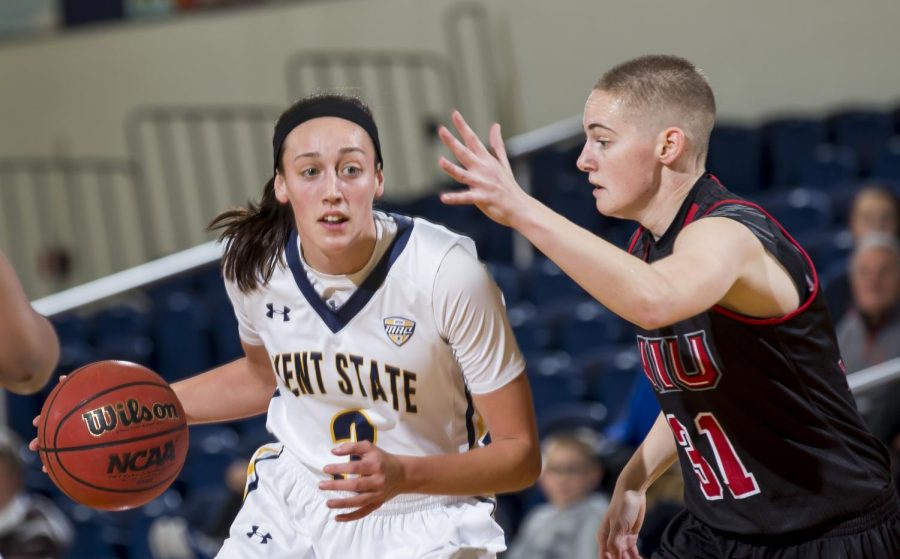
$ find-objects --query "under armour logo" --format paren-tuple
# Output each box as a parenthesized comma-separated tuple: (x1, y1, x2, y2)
(266, 303, 291, 321)
(246, 525, 272, 544)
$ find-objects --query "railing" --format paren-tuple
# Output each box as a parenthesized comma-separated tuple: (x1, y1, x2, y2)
(0, 157, 144, 296)
(285, 50, 461, 195)
(125, 105, 281, 257)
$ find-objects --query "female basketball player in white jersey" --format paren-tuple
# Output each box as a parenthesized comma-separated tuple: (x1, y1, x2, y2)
(171, 93, 541, 558)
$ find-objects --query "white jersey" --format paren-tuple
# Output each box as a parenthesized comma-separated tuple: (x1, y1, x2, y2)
(224, 212, 524, 477)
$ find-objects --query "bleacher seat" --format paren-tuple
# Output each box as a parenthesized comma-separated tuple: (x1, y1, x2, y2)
(486, 262, 522, 304)
(153, 290, 213, 380)
(763, 187, 834, 238)
(763, 118, 828, 186)
(577, 346, 642, 425)
(798, 144, 859, 188)
(828, 109, 894, 171)
(559, 299, 631, 356)
(707, 124, 763, 194)
(91, 303, 150, 341)
(871, 138, 900, 182)
(526, 258, 586, 304)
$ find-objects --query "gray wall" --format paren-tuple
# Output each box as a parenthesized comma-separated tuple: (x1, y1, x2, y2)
(2, 0, 898, 158)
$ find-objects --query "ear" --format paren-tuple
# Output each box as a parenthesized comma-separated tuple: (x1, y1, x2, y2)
(373, 168, 385, 200)
(657, 126, 687, 165)
(274, 172, 289, 204)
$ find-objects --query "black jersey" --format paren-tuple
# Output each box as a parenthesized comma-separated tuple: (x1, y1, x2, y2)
(628, 175, 894, 539)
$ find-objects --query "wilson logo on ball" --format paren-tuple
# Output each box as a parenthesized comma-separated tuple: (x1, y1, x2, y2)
(106, 441, 177, 474)
(81, 398, 181, 437)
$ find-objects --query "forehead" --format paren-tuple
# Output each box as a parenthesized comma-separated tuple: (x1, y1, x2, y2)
(582, 89, 627, 126)
(283, 116, 373, 153)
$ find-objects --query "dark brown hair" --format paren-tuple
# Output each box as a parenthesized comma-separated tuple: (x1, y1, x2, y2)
(208, 93, 378, 292)
(595, 54, 716, 156)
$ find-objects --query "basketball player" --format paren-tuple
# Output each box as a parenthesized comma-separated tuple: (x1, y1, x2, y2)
(172, 93, 541, 558)
(0, 250, 59, 394)
(438, 55, 900, 558)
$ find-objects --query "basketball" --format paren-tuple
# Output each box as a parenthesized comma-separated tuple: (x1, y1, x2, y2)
(37, 360, 189, 511)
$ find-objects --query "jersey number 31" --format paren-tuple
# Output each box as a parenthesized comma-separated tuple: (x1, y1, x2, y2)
(667, 413, 760, 500)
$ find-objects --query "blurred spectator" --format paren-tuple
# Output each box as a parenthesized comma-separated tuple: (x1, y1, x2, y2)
(837, 233, 900, 441)
(505, 430, 609, 559)
(149, 456, 249, 559)
(0, 428, 72, 559)
(837, 233, 900, 372)
(827, 185, 900, 319)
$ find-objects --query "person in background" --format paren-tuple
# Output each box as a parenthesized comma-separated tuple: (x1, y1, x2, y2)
(505, 430, 609, 559)
(826, 185, 900, 319)
(837, 232, 900, 442)
(0, 427, 72, 559)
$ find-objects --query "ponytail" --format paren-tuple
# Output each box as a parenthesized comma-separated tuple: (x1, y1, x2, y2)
(208, 176, 294, 293)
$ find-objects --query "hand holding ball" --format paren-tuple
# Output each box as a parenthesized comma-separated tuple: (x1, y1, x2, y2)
(37, 361, 189, 511)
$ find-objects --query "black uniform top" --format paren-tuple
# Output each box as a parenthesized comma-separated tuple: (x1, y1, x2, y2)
(628, 175, 893, 541)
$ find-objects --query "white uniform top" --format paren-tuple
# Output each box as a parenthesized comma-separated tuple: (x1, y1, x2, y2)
(224, 211, 525, 477)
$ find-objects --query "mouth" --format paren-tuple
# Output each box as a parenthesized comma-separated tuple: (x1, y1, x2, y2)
(319, 213, 349, 226)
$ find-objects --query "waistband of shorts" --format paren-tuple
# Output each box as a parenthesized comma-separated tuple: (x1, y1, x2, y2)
(708, 488, 900, 546)
(285, 444, 476, 515)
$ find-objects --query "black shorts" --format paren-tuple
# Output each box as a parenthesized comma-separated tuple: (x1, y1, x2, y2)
(651, 491, 900, 559)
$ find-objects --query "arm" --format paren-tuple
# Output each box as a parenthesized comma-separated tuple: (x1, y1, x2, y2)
(0, 251, 59, 394)
(171, 341, 275, 425)
(598, 412, 677, 559)
(319, 373, 541, 520)
(437, 112, 790, 329)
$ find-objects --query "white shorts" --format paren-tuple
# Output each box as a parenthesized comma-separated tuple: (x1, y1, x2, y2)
(217, 443, 506, 559)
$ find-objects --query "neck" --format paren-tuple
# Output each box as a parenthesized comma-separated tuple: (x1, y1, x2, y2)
(638, 167, 706, 239)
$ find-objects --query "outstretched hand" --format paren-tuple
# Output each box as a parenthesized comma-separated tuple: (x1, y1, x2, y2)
(319, 441, 407, 522)
(437, 110, 533, 228)
(597, 487, 646, 559)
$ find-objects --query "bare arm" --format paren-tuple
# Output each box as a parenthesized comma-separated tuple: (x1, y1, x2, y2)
(598, 412, 677, 559)
(438, 112, 796, 329)
(171, 341, 275, 425)
(0, 252, 59, 394)
(319, 373, 541, 520)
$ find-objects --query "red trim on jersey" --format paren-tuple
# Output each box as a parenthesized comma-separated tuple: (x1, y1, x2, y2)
(700, 199, 819, 325)
(684, 203, 701, 227)
(627, 226, 645, 254)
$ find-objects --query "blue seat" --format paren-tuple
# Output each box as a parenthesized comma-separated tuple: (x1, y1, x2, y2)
(762, 187, 834, 238)
(525, 353, 582, 423)
(93, 333, 154, 367)
(537, 401, 608, 438)
(526, 258, 586, 304)
(153, 290, 213, 381)
(91, 303, 150, 342)
(207, 291, 243, 364)
(559, 300, 632, 356)
(578, 347, 642, 423)
(707, 124, 763, 194)
(763, 118, 827, 186)
(539, 174, 602, 232)
(828, 109, 894, 171)
(871, 139, 900, 182)
(486, 262, 522, 305)
(798, 144, 859, 188)
(51, 313, 92, 344)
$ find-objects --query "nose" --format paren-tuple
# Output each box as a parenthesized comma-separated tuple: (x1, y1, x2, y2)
(322, 169, 343, 203)
(576, 141, 595, 173)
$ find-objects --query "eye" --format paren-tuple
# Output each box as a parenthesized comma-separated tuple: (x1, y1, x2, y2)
(300, 167, 319, 178)
(596, 139, 610, 147)
(342, 164, 363, 177)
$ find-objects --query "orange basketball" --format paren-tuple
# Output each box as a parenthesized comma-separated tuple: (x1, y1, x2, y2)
(37, 360, 189, 511)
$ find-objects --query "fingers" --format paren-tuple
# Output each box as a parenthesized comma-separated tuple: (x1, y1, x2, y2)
(488, 122, 513, 172)
(450, 110, 490, 157)
(437, 125, 480, 170)
(329, 440, 374, 457)
(437, 157, 483, 192)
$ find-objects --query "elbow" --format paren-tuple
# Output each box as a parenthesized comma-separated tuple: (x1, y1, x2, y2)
(510, 438, 542, 492)
(1, 364, 54, 394)
(630, 290, 676, 331)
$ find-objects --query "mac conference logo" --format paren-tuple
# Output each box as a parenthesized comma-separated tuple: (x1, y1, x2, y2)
(383, 317, 416, 346)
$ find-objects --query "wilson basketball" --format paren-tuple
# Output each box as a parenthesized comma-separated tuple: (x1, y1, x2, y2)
(37, 360, 189, 511)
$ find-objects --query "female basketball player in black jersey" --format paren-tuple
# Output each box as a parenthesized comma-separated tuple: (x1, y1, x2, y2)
(439, 55, 900, 559)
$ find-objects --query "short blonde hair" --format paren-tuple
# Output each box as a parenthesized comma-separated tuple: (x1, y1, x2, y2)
(595, 54, 716, 157)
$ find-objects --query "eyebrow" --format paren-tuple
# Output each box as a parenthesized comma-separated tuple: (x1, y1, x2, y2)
(587, 123, 616, 134)
(293, 147, 366, 161)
